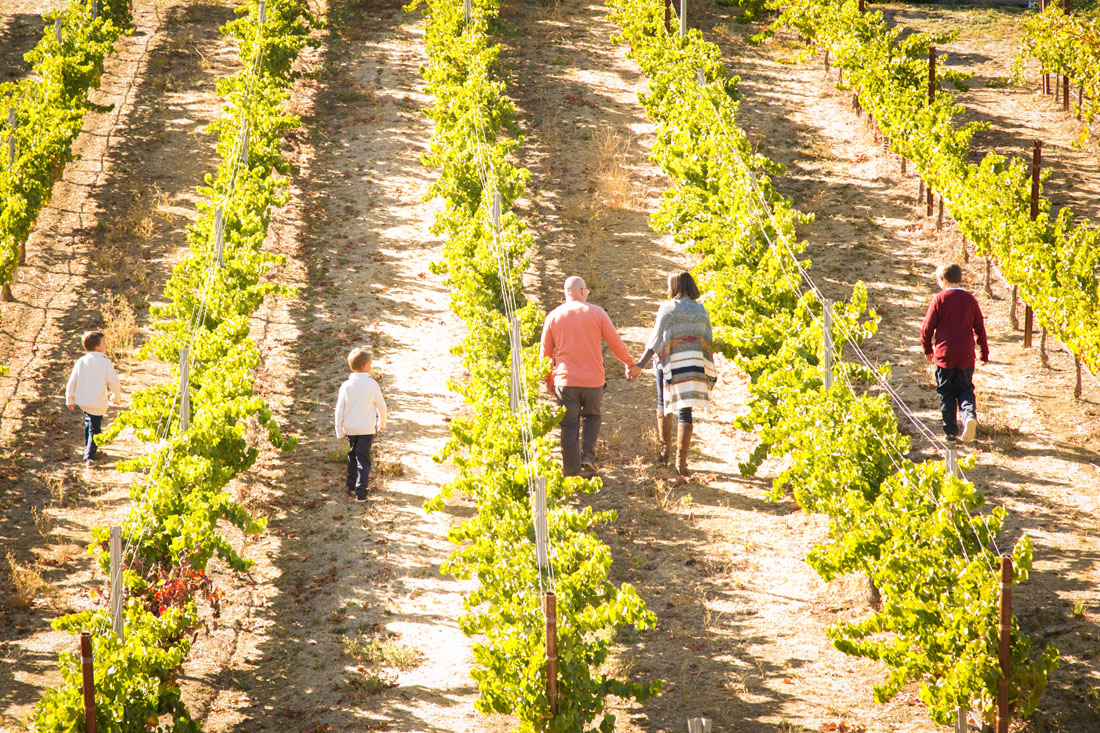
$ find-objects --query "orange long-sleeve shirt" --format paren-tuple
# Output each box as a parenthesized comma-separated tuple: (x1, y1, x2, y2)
(540, 300, 634, 389)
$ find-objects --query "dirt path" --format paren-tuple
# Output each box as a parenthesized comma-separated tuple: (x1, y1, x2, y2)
(187, 0, 509, 730)
(494, 0, 964, 730)
(687, 3, 1100, 730)
(0, 0, 244, 726)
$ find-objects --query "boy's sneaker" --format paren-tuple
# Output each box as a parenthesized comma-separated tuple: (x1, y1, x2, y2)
(961, 416, 977, 442)
(355, 493, 368, 503)
(581, 460, 597, 474)
(84, 459, 94, 469)
(945, 434, 957, 443)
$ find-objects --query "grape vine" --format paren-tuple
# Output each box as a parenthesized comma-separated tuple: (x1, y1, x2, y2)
(768, 0, 1100, 376)
(1015, 5, 1100, 131)
(408, 0, 661, 728)
(0, 0, 132, 302)
(609, 0, 1058, 725)
(31, 2, 319, 729)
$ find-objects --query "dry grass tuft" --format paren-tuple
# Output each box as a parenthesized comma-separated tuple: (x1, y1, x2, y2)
(4, 553, 57, 611)
(101, 292, 138, 367)
(46, 474, 67, 507)
(31, 507, 52, 542)
(593, 124, 643, 210)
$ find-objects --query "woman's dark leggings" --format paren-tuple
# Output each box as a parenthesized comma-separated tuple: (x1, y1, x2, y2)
(654, 366, 693, 424)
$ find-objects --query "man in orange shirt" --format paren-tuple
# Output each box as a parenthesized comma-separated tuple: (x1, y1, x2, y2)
(540, 276, 638, 476)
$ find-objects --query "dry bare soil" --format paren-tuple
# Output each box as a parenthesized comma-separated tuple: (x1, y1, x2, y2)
(2, 0, 1099, 731)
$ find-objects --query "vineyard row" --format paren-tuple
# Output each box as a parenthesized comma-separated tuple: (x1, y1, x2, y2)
(32, 1, 319, 729)
(609, 0, 1058, 725)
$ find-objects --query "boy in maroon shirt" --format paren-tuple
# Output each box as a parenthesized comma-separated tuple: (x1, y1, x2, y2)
(920, 264, 989, 442)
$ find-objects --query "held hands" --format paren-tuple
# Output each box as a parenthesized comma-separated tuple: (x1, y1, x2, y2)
(626, 363, 642, 381)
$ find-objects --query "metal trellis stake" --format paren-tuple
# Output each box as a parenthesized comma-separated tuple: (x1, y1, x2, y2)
(490, 187, 502, 231)
(239, 123, 249, 167)
(534, 477, 549, 571)
(258, 0, 266, 26)
(955, 705, 968, 733)
(679, 0, 686, 38)
(80, 634, 97, 733)
(214, 207, 226, 268)
(688, 719, 712, 733)
(695, 68, 705, 87)
(946, 447, 959, 479)
(464, 0, 471, 25)
(822, 299, 834, 391)
(92, 0, 98, 19)
(109, 526, 124, 639)
(55, 17, 63, 44)
(509, 316, 522, 414)
(178, 346, 191, 431)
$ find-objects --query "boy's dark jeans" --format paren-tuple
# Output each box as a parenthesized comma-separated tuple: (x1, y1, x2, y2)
(83, 412, 103, 461)
(345, 434, 374, 498)
(934, 366, 976, 438)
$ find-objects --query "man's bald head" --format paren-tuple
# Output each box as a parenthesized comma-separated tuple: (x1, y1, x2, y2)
(564, 276, 588, 302)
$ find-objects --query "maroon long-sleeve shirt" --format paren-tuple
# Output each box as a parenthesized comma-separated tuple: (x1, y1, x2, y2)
(920, 288, 989, 369)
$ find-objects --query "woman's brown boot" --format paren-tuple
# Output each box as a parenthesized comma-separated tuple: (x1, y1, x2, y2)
(676, 422, 693, 475)
(662, 414, 676, 465)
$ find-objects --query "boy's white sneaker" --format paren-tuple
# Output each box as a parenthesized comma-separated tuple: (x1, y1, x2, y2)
(961, 416, 977, 442)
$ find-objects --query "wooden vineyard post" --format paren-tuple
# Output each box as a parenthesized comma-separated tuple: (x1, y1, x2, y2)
(929, 46, 936, 104)
(1040, 327, 1049, 367)
(937, 195, 944, 230)
(1023, 140, 1040, 346)
(823, 299, 834, 391)
(665, 0, 672, 32)
(1031, 140, 1041, 221)
(918, 178, 924, 205)
(1078, 86, 1084, 121)
(927, 185, 934, 218)
(858, 0, 865, 12)
(1040, 0, 1049, 94)
(1074, 357, 1082, 399)
(995, 556, 1013, 733)
(81, 634, 96, 733)
(545, 592, 558, 718)
(109, 527, 124, 639)
(1063, 76, 1070, 112)
(824, 49, 830, 76)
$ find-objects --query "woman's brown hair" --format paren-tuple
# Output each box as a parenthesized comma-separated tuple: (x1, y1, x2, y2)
(668, 271, 700, 300)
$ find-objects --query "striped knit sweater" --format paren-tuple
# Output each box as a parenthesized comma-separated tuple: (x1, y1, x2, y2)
(645, 298, 716, 415)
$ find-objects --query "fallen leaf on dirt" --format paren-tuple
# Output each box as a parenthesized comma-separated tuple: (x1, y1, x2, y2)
(819, 723, 866, 733)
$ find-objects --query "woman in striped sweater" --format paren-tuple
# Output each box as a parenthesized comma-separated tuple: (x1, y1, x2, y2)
(632, 271, 716, 475)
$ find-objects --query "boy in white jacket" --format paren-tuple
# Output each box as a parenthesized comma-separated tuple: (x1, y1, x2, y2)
(65, 331, 122, 466)
(334, 347, 388, 502)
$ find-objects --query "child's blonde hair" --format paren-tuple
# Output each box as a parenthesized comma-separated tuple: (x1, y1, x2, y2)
(348, 346, 372, 372)
(82, 331, 105, 352)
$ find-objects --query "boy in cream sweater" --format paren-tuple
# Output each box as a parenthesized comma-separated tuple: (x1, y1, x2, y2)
(334, 347, 388, 502)
(65, 331, 122, 467)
